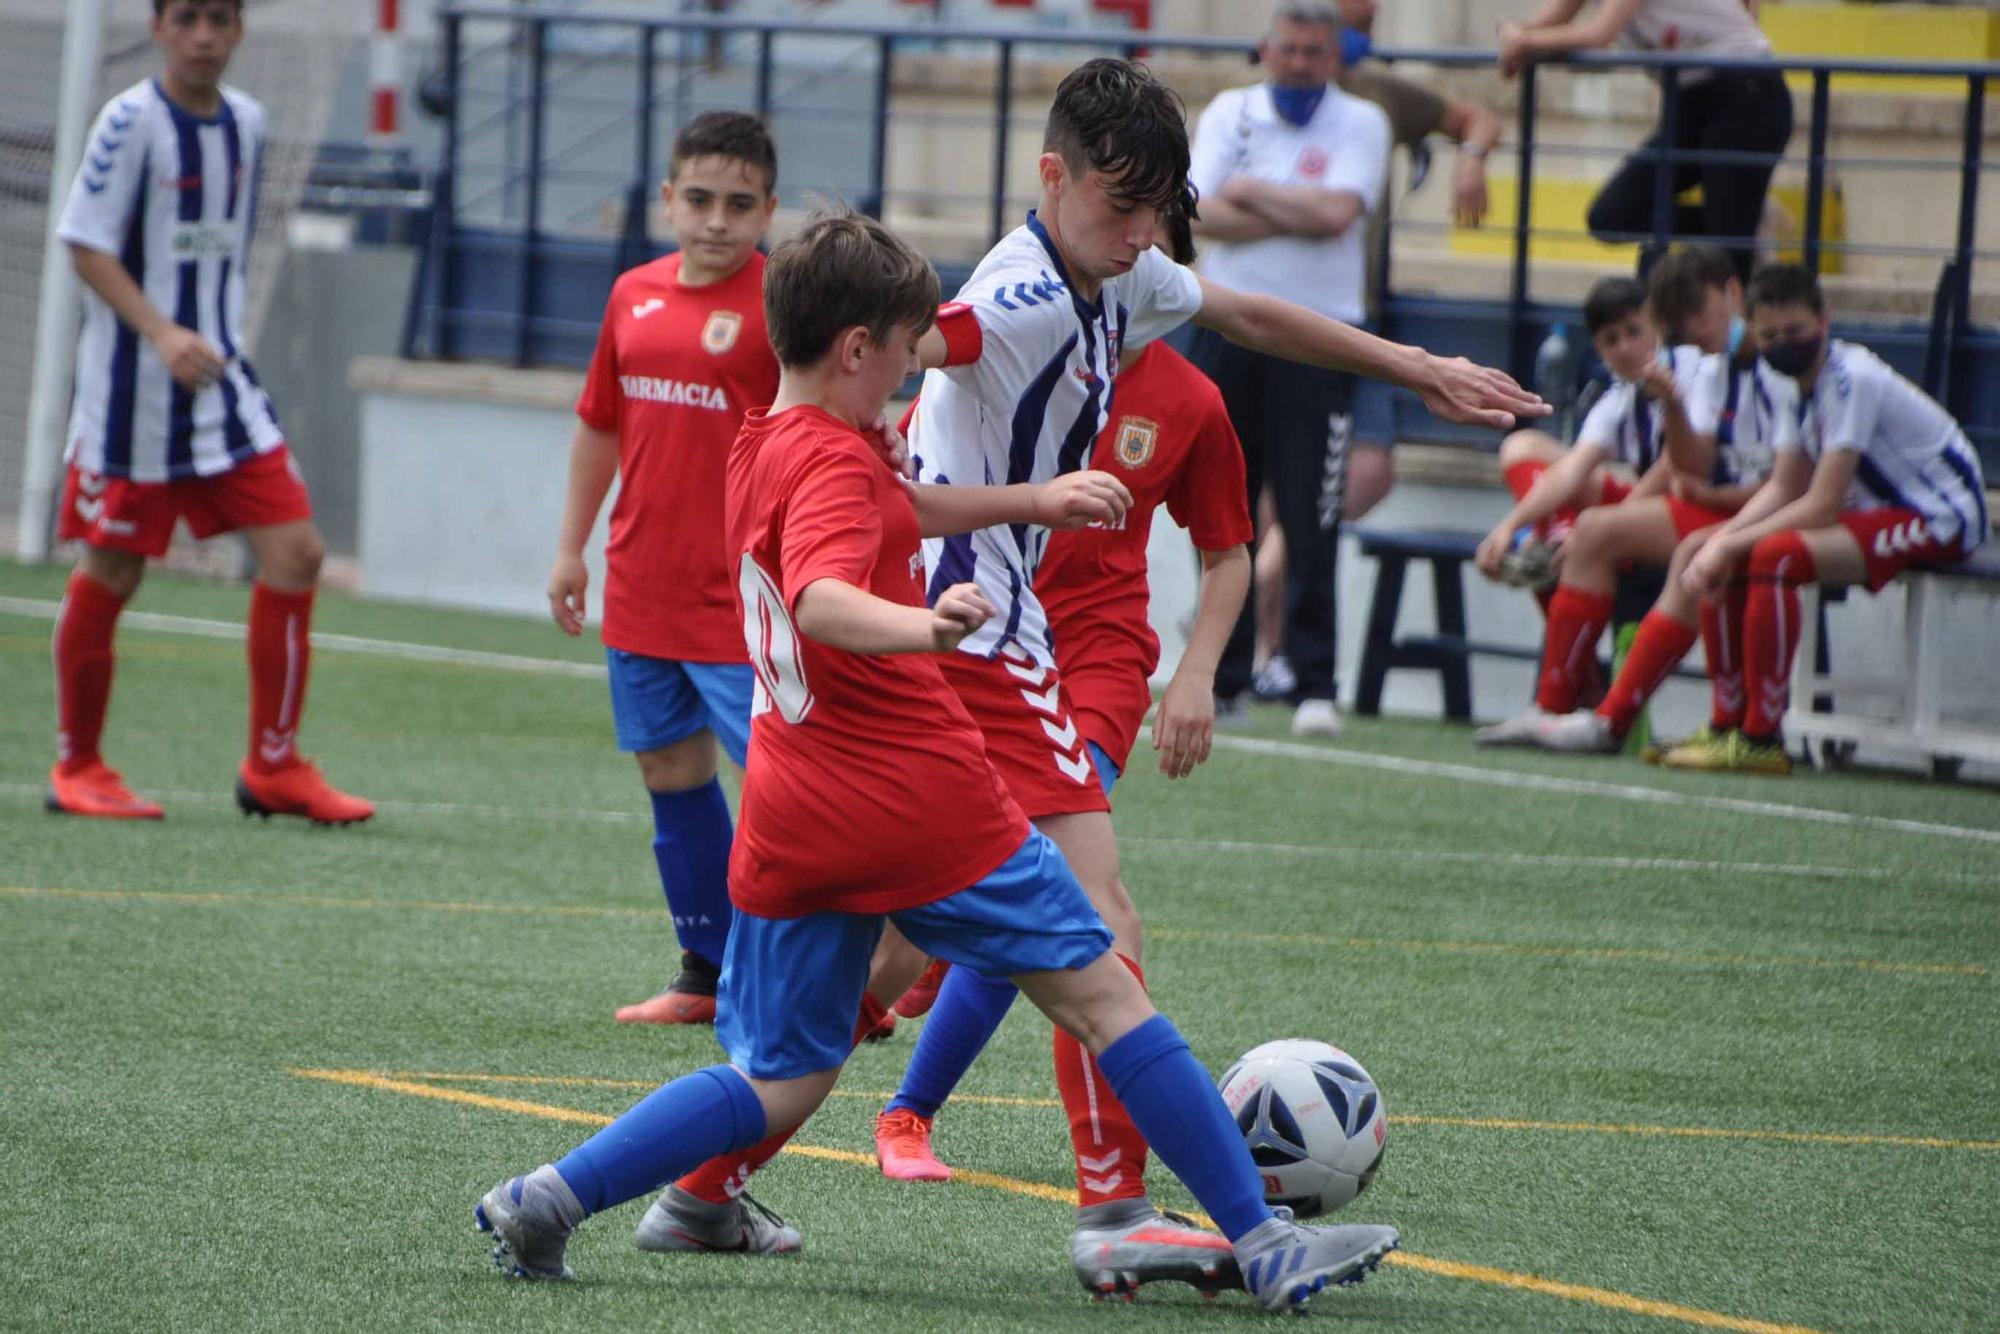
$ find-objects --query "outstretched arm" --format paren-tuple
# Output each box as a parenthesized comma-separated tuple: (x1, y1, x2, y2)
(911, 472, 1133, 539)
(794, 577, 995, 655)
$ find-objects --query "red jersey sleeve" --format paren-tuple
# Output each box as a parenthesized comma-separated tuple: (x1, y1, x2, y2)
(1165, 391, 1254, 552)
(778, 446, 887, 613)
(574, 287, 623, 431)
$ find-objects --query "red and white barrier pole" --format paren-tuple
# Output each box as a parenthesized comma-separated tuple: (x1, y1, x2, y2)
(370, 0, 402, 146)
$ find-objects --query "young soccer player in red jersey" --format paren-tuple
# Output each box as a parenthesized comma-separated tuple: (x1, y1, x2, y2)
(1675, 264, 1988, 775)
(546, 112, 780, 1025)
(474, 209, 1401, 1314)
(46, 0, 369, 824)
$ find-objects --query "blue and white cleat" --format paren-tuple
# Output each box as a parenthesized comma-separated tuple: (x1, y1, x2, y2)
(634, 1185, 803, 1255)
(1235, 1209, 1400, 1314)
(474, 1164, 585, 1280)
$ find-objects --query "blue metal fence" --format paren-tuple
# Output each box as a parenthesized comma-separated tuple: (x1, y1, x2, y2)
(411, 2, 2000, 471)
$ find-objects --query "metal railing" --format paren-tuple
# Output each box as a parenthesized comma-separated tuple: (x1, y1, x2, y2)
(414, 2, 2000, 461)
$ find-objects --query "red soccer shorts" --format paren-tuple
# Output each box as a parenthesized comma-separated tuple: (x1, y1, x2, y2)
(1838, 507, 1970, 591)
(1666, 495, 1734, 540)
(938, 645, 1110, 819)
(58, 447, 312, 558)
(1597, 474, 1635, 507)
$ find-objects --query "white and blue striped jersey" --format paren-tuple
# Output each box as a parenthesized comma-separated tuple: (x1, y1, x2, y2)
(911, 213, 1203, 666)
(1574, 343, 1708, 473)
(56, 79, 283, 483)
(1680, 350, 1796, 486)
(1786, 340, 1989, 548)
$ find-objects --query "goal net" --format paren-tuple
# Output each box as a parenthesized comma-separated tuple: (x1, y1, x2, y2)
(0, 0, 362, 556)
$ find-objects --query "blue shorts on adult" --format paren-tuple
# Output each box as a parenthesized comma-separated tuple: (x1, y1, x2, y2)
(605, 648, 753, 765)
(715, 829, 1114, 1079)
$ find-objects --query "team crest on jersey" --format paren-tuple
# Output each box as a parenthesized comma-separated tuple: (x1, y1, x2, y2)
(702, 310, 743, 355)
(1114, 415, 1159, 469)
(1297, 146, 1330, 178)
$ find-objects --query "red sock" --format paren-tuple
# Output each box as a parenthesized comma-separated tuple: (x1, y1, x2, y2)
(1502, 459, 1545, 502)
(1055, 954, 1149, 1209)
(53, 570, 128, 774)
(1699, 580, 1750, 730)
(1596, 610, 1699, 738)
(674, 992, 893, 1204)
(1535, 587, 1614, 714)
(1743, 533, 1817, 740)
(246, 582, 314, 774)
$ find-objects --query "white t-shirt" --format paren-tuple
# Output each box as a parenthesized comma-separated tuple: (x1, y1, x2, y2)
(56, 79, 283, 483)
(1680, 350, 1796, 486)
(1576, 344, 1709, 472)
(1620, 0, 1772, 80)
(910, 214, 1203, 666)
(1786, 341, 1990, 548)
(1188, 82, 1390, 325)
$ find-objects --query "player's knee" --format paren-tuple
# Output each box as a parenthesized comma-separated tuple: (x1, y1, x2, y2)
(1747, 529, 1813, 582)
(635, 733, 718, 791)
(262, 527, 324, 587)
(1568, 505, 1614, 557)
(1498, 430, 1556, 468)
(78, 545, 145, 598)
(1343, 445, 1394, 520)
(1081, 873, 1142, 955)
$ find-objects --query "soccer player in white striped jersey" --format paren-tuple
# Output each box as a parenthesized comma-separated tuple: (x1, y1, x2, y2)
(889, 58, 1541, 1293)
(44, 0, 371, 825)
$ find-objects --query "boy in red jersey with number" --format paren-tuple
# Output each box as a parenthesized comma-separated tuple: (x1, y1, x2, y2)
(474, 209, 1400, 1315)
(46, 0, 369, 824)
(547, 112, 779, 1024)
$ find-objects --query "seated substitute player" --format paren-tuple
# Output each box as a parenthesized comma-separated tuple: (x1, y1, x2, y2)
(46, 0, 370, 824)
(1530, 246, 1798, 758)
(1482, 249, 1786, 748)
(473, 208, 1403, 1314)
(875, 214, 1255, 1193)
(546, 111, 780, 1025)
(1673, 264, 1989, 775)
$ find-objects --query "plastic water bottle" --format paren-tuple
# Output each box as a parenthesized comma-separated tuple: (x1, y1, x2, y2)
(1534, 323, 1578, 439)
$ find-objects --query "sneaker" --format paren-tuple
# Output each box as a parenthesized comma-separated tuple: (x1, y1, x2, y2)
(875, 1108, 952, 1182)
(1252, 654, 1297, 702)
(1533, 710, 1619, 754)
(45, 761, 163, 820)
(633, 1185, 801, 1255)
(615, 950, 720, 1025)
(1235, 1210, 1400, 1313)
(474, 1164, 585, 1280)
(892, 958, 951, 1019)
(1290, 698, 1343, 739)
(1495, 541, 1558, 590)
(1716, 731, 1793, 776)
(1660, 728, 1736, 771)
(1068, 1196, 1240, 1299)
(1642, 722, 1721, 766)
(1473, 707, 1560, 747)
(234, 760, 374, 826)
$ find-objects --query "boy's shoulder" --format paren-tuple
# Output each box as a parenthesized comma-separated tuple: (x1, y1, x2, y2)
(220, 85, 267, 129)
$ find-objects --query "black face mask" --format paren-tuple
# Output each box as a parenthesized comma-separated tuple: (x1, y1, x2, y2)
(1760, 334, 1823, 379)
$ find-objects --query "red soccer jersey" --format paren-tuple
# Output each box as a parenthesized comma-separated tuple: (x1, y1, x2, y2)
(725, 404, 1030, 918)
(576, 252, 780, 663)
(1035, 342, 1254, 768)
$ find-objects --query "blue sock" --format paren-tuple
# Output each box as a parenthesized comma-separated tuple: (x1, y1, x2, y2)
(649, 780, 734, 967)
(886, 968, 1019, 1118)
(1096, 1015, 1272, 1242)
(554, 1064, 766, 1216)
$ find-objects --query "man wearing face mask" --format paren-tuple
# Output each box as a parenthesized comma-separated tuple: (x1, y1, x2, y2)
(1186, 0, 1392, 740)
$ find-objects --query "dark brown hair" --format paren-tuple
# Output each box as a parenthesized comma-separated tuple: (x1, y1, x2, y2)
(1646, 244, 1735, 342)
(154, 0, 243, 15)
(1747, 263, 1827, 315)
(1582, 275, 1648, 338)
(670, 111, 778, 194)
(1043, 58, 1190, 213)
(764, 209, 939, 368)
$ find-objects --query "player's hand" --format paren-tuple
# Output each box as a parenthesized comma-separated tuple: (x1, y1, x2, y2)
(1031, 471, 1132, 531)
(930, 582, 996, 651)
(1682, 540, 1734, 601)
(1636, 362, 1681, 405)
(1497, 22, 1530, 78)
(1151, 674, 1215, 780)
(1416, 354, 1548, 431)
(153, 325, 225, 391)
(547, 553, 589, 636)
(1452, 157, 1490, 229)
(863, 414, 916, 480)
(1475, 521, 1515, 578)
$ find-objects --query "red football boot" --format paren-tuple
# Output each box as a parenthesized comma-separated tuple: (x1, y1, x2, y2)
(235, 760, 375, 826)
(862, 1011, 899, 1043)
(892, 958, 952, 1019)
(874, 1108, 952, 1182)
(46, 761, 164, 820)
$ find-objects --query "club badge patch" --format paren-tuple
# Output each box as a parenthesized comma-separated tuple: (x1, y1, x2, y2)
(701, 310, 743, 355)
(1114, 415, 1159, 469)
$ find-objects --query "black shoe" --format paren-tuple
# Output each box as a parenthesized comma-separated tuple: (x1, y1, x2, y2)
(666, 949, 720, 998)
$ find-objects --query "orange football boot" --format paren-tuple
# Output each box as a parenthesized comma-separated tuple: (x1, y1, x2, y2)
(874, 1108, 952, 1182)
(892, 957, 952, 1018)
(615, 950, 719, 1024)
(46, 761, 164, 820)
(235, 760, 375, 826)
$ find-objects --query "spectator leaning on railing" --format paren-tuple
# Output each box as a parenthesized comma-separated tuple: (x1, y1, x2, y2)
(1497, 0, 1793, 283)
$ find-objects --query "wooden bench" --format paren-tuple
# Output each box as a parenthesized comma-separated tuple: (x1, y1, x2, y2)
(1787, 541, 2000, 779)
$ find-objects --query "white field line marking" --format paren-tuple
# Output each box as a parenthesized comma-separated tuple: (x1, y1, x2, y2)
(7, 782, 1994, 887)
(6, 591, 1992, 844)
(1210, 733, 2000, 847)
(0, 596, 607, 680)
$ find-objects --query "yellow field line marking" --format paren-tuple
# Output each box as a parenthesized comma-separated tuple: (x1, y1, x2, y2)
(289, 1067, 1828, 1334)
(6, 885, 1982, 979)
(363, 1070, 2000, 1154)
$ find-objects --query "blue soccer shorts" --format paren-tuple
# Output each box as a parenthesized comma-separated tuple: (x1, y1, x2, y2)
(715, 829, 1114, 1080)
(1088, 741, 1120, 795)
(605, 649, 753, 766)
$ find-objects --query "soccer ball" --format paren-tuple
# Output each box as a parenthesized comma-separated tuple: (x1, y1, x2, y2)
(1217, 1039, 1386, 1218)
